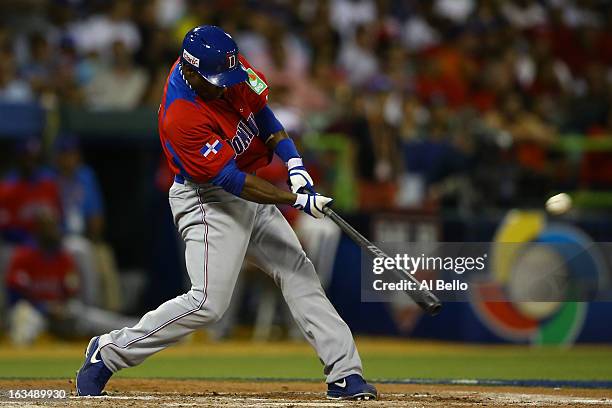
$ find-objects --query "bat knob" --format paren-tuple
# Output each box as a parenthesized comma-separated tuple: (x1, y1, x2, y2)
(425, 302, 442, 316)
(418, 293, 443, 316)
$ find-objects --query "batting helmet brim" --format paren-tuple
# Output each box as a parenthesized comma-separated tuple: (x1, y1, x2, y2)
(203, 65, 248, 88)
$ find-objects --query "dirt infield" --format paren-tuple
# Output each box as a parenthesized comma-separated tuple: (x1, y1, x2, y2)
(1, 379, 611, 407)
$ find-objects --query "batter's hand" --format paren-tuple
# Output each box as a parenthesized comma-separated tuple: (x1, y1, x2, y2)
(287, 158, 314, 194)
(293, 193, 332, 219)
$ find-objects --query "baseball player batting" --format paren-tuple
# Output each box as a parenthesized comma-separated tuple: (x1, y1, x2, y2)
(76, 25, 377, 401)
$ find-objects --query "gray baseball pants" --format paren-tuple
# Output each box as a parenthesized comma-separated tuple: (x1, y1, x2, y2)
(98, 181, 362, 383)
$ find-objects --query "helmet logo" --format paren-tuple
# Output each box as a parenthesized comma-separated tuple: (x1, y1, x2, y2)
(227, 53, 237, 69)
(183, 49, 200, 68)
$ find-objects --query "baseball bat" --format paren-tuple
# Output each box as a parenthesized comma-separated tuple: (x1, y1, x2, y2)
(320, 203, 442, 316)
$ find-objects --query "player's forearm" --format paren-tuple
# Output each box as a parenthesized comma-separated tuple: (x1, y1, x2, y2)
(260, 111, 310, 187)
(265, 129, 289, 149)
(240, 174, 296, 205)
(267, 130, 302, 166)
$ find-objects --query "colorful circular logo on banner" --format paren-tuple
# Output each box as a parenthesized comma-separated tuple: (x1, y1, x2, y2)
(470, 210, 605, 345)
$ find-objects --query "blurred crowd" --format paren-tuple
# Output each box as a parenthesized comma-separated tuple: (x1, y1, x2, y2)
(1, 0, 611, 211)
(1, 0, 612, 344)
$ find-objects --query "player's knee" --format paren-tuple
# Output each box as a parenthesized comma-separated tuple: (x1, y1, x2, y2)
(187, 289, 229, 324)
(295, 251, 317, 277)
(288, 250, 311, 271)
(186, 288, 210, 315)
(192, 303, 226, 324)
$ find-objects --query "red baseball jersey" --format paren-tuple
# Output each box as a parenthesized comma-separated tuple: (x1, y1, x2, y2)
(0, 170, 62, 243)
(158, 55, 273, 183)
(5, 246, 78, 302)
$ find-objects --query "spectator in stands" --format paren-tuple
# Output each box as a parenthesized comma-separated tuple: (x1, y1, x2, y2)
(400, 2, 441, 53)
(501, 0, 548, 30)
(22, 32, 56, 99)
(85, 39, 148, 110)
(563, 63, 611, 133)
(133, 1, 177, 107)
(403, 101, 471, 188)
(0, 49, 34, 103)
(330, 0, 377, 39)
(338, 24, 380, 86)
(69, 0, 141, 59)
(302, 2, 342, 68)
(54, 37, 87, 105)
(0, 0, 609, 212)
(238, 18, 328, 114)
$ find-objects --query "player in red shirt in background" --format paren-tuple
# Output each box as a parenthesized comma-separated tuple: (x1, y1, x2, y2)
(4, 205, 137, 345)
(0, 139, 62, 245)
(5, 207, 79, 345)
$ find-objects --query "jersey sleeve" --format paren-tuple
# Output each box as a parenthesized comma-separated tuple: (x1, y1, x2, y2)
(163, 100, 235, 183)
(238, 55, 269, 114)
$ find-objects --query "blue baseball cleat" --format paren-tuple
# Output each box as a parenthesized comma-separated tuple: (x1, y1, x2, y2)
(76, 336, 113, 396)
(326, 374, 378, 400)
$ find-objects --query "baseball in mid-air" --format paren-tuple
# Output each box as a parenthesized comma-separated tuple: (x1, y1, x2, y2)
(545, 193, 572, 215)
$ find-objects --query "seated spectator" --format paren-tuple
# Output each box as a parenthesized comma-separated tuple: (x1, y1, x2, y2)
(330, 0, 377, 38)
(400, 2, 441, 53)
(484, 92, 556, 173)
(402, 103, 471, 187)
(0, 49, 34, 103)
(238, 20, 328, 114)
(69, 0, 141, 58)
(501, 0, 548, 30)
(22, 32, 56, 99)
(85, 40, 148, 110)
(338, 24, 380, 87)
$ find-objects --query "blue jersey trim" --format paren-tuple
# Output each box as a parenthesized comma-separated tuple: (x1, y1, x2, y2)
(165, 141, 190, 180)
(211, 159, 246, 196)
(254, 105, 284, 142)
(163, 63, 197, 118)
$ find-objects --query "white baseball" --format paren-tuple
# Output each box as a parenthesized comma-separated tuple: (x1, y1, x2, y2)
(546, 193, 572, 215)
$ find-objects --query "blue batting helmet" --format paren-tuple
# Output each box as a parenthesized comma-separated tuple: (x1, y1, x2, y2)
(180, 25, 247, 87)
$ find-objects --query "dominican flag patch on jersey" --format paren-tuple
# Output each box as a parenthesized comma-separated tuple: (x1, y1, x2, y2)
(200, 140, 223, 158)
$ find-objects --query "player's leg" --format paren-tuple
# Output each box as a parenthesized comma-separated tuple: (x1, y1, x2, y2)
(246, 204, 363, 383)
(97, 183, 256, 371)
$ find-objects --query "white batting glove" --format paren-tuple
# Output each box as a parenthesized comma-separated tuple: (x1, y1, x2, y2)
(287, 157, 314, 194)
(293, 193, 333, 219)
